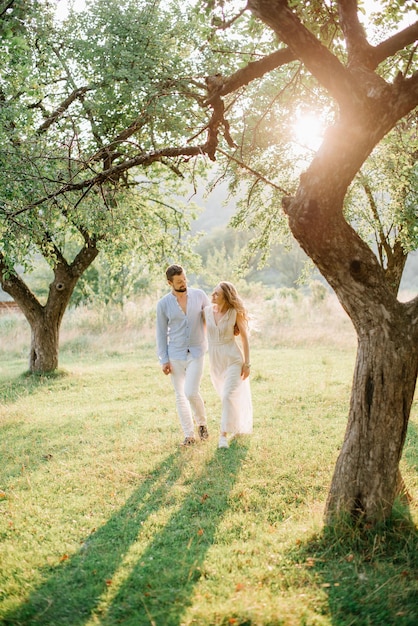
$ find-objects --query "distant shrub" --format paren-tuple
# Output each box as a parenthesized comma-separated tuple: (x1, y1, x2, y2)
(0, 316, 19, 335)
(278, 287, 300, 301)
(310, 280, 327, 304)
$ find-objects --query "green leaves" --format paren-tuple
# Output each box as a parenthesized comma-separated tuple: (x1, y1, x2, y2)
(0, 0, 209, 280)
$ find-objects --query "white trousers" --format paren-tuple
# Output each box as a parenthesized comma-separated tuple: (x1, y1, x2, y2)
(170, 354, 207, 438)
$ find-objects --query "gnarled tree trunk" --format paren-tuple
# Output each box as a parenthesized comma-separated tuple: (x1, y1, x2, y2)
(326, 317, 418, 521)
(284, 189, 418, 521)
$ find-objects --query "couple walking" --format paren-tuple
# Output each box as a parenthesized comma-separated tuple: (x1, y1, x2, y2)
(156, 264, 253, 449)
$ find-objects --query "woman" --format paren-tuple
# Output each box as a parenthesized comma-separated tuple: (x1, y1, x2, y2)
(204, 281, 253, 448)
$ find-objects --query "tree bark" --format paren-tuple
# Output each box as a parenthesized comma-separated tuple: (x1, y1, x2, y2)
(29, 310, 60, 373)
(326, 319, 418, 521)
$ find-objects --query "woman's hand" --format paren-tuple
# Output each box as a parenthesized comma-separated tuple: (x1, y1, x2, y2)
(241, 363, 251, 380)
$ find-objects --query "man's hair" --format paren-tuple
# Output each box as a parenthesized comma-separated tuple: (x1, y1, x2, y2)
(166, 264, 184, 282)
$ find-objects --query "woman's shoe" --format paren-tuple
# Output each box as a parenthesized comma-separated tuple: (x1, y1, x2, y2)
(218, 435, 229, 449)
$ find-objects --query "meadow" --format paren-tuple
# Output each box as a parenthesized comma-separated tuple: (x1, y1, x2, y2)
(0, 290, 417, 625)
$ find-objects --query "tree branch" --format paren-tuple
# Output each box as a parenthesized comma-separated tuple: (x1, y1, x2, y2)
(359, 174, 389, 266)
(359, 174, 407, 293)
(248, 0, 418, 116)
(211, 48, 297, 101)
(52, 46, 105, 149)
(70, 240, 100, 279)
(372, 21, 418, 70)
(337, 0, 374, 66)
(10, 145, 207, 217)
(0, 252, 43, 319)
(217, 147, 289, 194)
(211, 6, 247, 31)
(37, 232, 69, 269)
(247, 0, 363, 108)
(197, 48, 297, 162)
(37, 87, 91, 134)
(90, 112, 150, 162)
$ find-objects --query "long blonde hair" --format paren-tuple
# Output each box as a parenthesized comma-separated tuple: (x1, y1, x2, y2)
(219, 281, 249, 326)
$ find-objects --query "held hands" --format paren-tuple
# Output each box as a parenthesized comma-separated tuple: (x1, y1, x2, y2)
(162, 362, 172, 375)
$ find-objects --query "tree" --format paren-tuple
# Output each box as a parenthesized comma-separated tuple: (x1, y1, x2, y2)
(0, 0, 206, 372)
(200, 0, 418, 522)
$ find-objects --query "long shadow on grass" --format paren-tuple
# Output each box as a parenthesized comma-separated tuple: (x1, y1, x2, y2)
(1, 452, 185, 625)
(2, 443, 248, 626)
(103, 441, 249, 625)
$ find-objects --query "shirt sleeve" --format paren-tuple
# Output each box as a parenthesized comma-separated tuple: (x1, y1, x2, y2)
(156, 298, 169, 364)
(201, 290, 210, 309)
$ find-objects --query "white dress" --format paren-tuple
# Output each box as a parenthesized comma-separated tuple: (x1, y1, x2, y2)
(205, 305, 253, 434)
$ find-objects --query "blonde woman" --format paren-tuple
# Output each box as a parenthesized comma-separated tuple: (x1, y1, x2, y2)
(204, 281, 253, 448)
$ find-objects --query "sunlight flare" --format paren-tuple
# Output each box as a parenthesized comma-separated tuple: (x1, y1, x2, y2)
(291, 111, 325, 151)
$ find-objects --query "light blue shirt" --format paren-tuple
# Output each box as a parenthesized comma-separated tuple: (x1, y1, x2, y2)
(156, 288, 210, 364)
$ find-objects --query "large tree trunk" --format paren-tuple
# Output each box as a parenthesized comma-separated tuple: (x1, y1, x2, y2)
(282, 170, 418, 520)
(326, 325, 418, 521)
(29, 309, 61, 373)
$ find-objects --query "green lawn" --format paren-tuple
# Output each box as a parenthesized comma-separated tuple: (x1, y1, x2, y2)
(0, 314, 417, 625)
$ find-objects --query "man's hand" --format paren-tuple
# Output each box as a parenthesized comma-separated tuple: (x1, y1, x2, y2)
(162, 362, 172, 375)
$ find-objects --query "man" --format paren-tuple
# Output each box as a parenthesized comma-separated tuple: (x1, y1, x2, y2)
(156, 264, 210, 446)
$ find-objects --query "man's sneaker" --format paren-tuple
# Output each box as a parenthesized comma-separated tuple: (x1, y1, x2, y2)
(218, 435, 229, 449)
(180, 436, 196, 446)
(198, 425, 209, 440)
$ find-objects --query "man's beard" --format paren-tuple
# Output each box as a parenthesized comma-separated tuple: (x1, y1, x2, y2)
(174, 287, 187, 293)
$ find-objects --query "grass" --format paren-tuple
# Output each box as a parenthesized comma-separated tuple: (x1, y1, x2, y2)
(0, 293, 417, 625)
